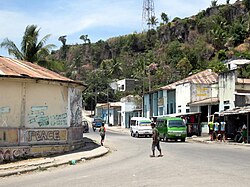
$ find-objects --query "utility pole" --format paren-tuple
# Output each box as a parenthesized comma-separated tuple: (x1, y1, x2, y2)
(142, 0, 155, 31)
(107, 88, 110, 126)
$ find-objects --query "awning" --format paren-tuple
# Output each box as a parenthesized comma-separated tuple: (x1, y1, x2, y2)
(219, 106, 250, 116)
(189, 97, 219, 106)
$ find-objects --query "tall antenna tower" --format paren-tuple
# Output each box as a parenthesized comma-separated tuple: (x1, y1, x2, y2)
(142, 0, 155, 31)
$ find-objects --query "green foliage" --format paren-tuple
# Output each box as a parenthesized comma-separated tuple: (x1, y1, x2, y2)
(217, 50, 227, 61)
(243, 0, 250, 10)
(208, 60, 228, 73)
(211, 0, 218, 7)
(172, 17, 181, 22)
(238, 64, 250, 78)
(229, 19, 248, 46)
(176, 57, 193, 78)
(38, 60, 65, 72)
(1, 25, 55, 63)
(161, 12, 169, 24)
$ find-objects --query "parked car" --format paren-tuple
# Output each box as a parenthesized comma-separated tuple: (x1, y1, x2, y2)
(130, 117, 152, 138)
(156, 116, 187, 142)
(82, 121, 89, 133)
(92, 116, 104, 131)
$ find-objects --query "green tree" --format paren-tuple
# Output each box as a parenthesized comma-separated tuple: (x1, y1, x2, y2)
(147, 16, 158, 29)
(0, 25, 55, 63)
(161, 12, 169, 24)
(243, 0, 250, 10)
(80, 34, 91, 44)
(58, 35, 67, 46)
(208, 60, 228, 73)
(176, 57, 193, 78)
(211, 0, 218, 7)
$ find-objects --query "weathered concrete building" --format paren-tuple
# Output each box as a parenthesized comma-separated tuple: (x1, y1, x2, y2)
(0, 57, 86, 162)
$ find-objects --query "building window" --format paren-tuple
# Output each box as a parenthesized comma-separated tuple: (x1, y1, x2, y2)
(159, 107, 163, 115)
(178, 109, 181, 113)
(170, 103, 174, 114)
(186, 109, 190, 113)
(121, 85, 125, 90)
(158, 90, 163, 98)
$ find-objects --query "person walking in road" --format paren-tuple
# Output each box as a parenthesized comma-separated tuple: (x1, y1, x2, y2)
(99, 122, 106, 146)
(150, 122, 163, 157)
(241, 124, 247, 144)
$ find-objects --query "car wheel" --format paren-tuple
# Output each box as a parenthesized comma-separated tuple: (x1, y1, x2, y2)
(136, 132, 139, 138)
(181, 138, 185, 142)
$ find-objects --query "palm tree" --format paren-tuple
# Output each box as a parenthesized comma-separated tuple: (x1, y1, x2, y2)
(147, 16, 158, 29)
(0, 25, 55, 63)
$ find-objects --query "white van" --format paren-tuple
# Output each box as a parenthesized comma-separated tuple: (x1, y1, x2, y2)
(130, 117, 152, 138)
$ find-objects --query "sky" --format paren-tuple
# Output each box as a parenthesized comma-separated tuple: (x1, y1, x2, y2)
(0, 0, 237, 58)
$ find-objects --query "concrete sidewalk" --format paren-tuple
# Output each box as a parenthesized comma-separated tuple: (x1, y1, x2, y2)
(0, 138, 109, 177)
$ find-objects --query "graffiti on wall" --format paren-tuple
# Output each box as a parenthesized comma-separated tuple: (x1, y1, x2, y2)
(25, 129, 67, 143)
(28, 106, 67, 127)
(0, 106, 10, 127)
(0, 147, 30, 163)
(69, 88, 82, 127)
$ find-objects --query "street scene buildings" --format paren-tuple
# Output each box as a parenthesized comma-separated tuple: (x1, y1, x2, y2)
(95, 59, 250, 143)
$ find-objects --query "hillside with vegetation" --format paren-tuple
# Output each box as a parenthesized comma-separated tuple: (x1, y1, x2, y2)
(45, 1, 250, 109)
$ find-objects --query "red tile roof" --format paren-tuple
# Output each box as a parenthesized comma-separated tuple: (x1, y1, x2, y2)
(160, 69, 218, 90)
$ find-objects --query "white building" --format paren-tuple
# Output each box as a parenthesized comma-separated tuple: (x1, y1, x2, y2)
(120, 95, 142, 128)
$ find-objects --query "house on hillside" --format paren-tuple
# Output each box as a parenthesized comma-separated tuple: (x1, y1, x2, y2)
(110, 79, 139, 92)
(0, 56, 86, 163)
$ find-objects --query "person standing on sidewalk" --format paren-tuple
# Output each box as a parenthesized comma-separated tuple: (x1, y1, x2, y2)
(99, 122, 106, 146)
(214, 121, 219, 141)
(220, 121, 226, 142)
(208, 122, 214, 141)
(150, 122, 163, 157)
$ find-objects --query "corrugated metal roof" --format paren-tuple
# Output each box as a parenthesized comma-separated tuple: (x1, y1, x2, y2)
(0, 56, 85, 86)
(220, 106, 250, 116)
(160, 69, 218, 90)
(96, 102, 121, 108)
(189, 97, 219, 106)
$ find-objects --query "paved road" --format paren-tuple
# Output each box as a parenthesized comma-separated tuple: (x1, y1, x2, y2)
(0, 130, 250, 187)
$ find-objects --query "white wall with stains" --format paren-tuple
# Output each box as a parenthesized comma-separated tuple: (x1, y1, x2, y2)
(0, 78, 83, 129)
(25, 83, 69, 128)
(0, 80, 22, 127)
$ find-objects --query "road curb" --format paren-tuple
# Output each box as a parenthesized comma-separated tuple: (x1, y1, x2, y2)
(0, 147, 109, 177)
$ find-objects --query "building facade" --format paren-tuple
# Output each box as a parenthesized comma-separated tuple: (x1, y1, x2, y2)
(0, 57, 86, 162)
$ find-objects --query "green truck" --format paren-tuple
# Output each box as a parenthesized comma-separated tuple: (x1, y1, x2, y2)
(156, 116, 187, 142)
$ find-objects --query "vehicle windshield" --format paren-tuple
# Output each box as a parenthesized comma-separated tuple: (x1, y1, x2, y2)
(168, 120, 185, 127)
(94, 118, 102, 122)
(139, 121, 151, 126)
